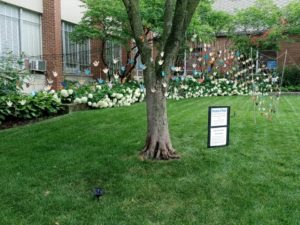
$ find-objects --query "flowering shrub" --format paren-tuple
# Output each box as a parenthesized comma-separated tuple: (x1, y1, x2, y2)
(72, 81, 145, 109)
(56, 74, 277, 108)
(167, 74, 276, 100)
(0, 92, 63, 125)
(59, 89, 75, 103)
(0, 73, 278, 125)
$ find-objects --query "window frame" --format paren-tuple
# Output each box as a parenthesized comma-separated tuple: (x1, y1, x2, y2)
(104, 40, 123, 75)
(62, 21, 91, 75)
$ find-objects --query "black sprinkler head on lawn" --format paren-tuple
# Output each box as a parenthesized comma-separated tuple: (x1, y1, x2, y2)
(94, 187, 105, 200)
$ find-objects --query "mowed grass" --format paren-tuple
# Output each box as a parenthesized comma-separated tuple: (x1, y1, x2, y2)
(0, 96, 299, 225)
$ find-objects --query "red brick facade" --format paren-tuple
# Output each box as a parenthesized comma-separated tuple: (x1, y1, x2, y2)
(42, 0, 63, 90)
(278, 35, 300, 67)
(121, 48, 128, 68)
(90, 39, 107, 79)
(213, 36, 233, 50)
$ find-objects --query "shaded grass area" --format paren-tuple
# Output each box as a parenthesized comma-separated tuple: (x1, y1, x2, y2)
(0, 96, 299, 225)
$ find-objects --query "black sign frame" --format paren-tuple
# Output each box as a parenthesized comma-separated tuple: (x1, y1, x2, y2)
(208, 106, 231, 148)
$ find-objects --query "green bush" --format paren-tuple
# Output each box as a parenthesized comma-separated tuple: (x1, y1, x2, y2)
(282, 66, 300, 87)
(281, 85, 300, 92)
(0, 52, 29, 96)
(0, 92, 64, 125)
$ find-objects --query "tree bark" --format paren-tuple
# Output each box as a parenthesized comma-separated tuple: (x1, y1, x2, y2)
(141, 66, 179, 160)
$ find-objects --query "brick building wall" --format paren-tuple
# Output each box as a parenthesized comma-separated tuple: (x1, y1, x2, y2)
(42, 0, 63, 90)
(90, 39, 107, 79)
(278, 35, 300, 67)
(41, 0, 106, 88)
(213, 36, 233, 50)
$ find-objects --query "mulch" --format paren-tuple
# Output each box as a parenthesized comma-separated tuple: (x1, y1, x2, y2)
(0, 116, 58, 130)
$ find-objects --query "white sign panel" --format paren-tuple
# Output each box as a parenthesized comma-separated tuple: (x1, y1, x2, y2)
(208, 106, 230, 148)
(210, 127, 227, 147)
(211, 108, 228, 127)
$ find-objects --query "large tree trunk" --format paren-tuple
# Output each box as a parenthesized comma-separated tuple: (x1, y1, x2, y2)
(140, 67, 179, 160)
(122, 0, 201, 160)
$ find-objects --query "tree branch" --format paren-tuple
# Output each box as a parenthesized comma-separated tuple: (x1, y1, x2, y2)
(123, 50, 140, 80)
(161, 0, 176, 49)
(182, 0, 201, 34)
(101, 40, 108, 67)
(122, 0, 150, 54)
(162, 0, 200, 70)
(162, 0, 188, 67)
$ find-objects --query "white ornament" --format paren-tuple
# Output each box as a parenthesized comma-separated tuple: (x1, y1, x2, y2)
(113, 58, 119, 64)
(52, 71, 58, 77)
(151, 88, 156, 93)
(114, 74, 119, 80)
(44, 85, 52, 91)
(47, 79, 53, 84)
(93, 61, 100, 67)
(103, 68, 109, 74)
(175, 67, 181, 72)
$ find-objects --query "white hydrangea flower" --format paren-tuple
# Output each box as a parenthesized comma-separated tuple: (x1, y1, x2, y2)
(134, 91, 140, 97)
(68, 89, 74, 95)
(116, 94, 123, 99)
(99, 101, 108, 108)
(88, 93, 93, 99)
(74, 98, 82, 104)
(81, 97, 88, 103)
(61, 90, 69, 98)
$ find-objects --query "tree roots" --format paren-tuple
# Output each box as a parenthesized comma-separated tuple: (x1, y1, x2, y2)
(140, 140, 180, 160)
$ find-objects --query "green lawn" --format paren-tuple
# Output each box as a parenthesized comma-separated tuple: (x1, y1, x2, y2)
(0, 96, 299, 225)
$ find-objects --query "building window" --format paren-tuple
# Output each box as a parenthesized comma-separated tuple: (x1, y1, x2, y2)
(0, 2, 41, 58)
(21, 10, 42, 58)
(62, 22, 91, 75)
(105, 41, 122, 74)
(0, 3, 20, 55)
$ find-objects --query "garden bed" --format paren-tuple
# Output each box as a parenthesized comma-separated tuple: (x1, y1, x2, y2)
(1, 115, 59, 130)
(0, 103, 89, 130)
